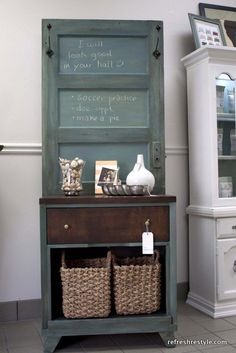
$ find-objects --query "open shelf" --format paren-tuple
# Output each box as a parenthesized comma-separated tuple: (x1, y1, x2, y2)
(217, 113, 235, 122)
(50, 246, 167, 320)
(218, 155, 236, 160)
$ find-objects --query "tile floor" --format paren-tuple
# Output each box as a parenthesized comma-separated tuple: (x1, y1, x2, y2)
(1, 301, 236, 353)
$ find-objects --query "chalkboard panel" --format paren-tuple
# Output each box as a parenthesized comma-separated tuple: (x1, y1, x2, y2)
(59, 36, 148, 74)
(59, 89, 149, 127)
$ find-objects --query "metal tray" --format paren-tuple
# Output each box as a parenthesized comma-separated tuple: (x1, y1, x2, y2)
(101, 184, 149, 196)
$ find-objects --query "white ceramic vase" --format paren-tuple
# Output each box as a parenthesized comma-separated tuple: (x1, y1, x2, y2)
(126, 154, 155, 192)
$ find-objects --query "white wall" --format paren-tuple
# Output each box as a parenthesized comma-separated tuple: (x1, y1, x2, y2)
(0, 0, 235, 301)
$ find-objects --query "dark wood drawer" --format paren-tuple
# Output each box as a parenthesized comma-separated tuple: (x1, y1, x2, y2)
(47, 206, 169, 244)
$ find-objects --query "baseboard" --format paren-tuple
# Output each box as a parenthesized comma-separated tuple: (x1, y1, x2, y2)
(0, 283, 188, 322)
(177, 282, 189, 301)
(0, 299, 41, 322)
(0, 301, 17, 322)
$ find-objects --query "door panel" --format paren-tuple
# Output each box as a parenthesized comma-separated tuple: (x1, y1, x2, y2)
(42, 20, 164, 195)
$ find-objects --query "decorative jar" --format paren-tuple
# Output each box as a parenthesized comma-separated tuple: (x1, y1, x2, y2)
(59, 157, 85, 195)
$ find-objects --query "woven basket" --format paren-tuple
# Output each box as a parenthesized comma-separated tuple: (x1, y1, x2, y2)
(113, 250, 161, 315)
(60, 251, 111, 318)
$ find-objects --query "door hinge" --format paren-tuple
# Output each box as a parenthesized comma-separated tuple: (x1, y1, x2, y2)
(152, 141, 161, 169)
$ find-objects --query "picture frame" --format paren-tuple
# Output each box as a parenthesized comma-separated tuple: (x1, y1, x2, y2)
(97, 167, 118, 186)
(95, 160, 118, 194)
(188, 13, 226, 49)
(199, 3, 236, 47)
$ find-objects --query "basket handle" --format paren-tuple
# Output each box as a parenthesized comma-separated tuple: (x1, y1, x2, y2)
(106, 250, 112, 267)
(154, 249, 160, 263)
(61, 251, 67, 268)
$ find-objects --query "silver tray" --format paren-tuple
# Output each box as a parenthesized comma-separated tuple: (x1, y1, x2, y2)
(101, 184, 149, 196)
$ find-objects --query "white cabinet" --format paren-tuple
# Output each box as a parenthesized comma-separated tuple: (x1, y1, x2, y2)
(182, 47, 236, 318)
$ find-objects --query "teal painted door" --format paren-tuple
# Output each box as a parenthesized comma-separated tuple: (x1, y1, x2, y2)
(42, 19, 164, 195)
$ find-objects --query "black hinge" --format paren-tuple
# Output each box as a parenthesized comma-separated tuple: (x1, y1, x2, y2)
(153, 24, 161, 59)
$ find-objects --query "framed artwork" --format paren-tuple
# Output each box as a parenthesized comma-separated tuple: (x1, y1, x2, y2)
(199, 3, 236, 47)
(188, 13, 226, 48)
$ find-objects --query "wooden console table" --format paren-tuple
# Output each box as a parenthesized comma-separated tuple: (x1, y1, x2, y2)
(40, 195, 176, 352)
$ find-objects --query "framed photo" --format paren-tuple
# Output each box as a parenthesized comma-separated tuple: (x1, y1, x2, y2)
(97, 167, 118, 185)
(95, 160, 118, 194)
(188, 13, 226, 49)
(199, 3, 236, 47)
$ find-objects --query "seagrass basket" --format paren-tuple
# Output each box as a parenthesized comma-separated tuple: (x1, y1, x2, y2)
(60, 250, 111, 318)
(112, 250, 161, 315)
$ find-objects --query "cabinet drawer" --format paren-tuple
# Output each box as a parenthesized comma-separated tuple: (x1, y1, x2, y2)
(47, 206, 169, 244)
(217, 218, 236, 239)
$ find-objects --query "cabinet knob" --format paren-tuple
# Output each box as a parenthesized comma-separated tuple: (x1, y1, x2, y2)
(232, 226, 236, 230)
(233, 261, 236, 273)
(64, 224, 69, 230)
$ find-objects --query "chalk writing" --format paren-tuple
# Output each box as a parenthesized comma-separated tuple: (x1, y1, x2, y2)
(59, 90, 148, 127)
(59, 37, 147, 74)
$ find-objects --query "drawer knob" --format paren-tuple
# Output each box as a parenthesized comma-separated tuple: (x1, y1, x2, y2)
(64, 224, 69, 230)
(232, 226, 236, 230)
(233, 261, 236, 273)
